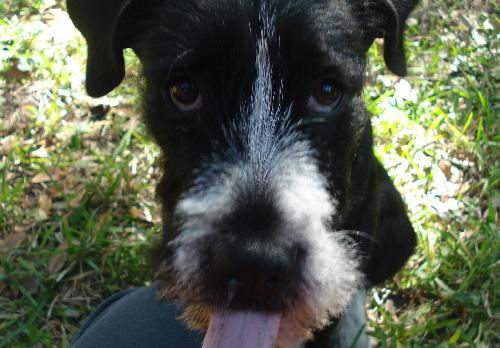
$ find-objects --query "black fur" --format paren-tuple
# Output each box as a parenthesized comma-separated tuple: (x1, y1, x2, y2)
(68, 0, 418, 346)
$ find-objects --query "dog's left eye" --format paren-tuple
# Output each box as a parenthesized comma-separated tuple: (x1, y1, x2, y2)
(168, 79, 203, 111)
(307, 79, 343, 113)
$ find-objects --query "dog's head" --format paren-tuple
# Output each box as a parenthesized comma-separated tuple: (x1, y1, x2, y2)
(68, 0, 418, 346)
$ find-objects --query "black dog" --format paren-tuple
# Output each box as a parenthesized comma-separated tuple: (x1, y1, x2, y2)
(68, 0, 418, 347)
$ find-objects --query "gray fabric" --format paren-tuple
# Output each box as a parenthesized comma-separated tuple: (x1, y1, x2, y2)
(331, 290, 369, 348)
(72, 284, 203, 348)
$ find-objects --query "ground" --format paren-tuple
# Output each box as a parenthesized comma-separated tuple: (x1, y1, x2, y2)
(0, 0, 498, 347)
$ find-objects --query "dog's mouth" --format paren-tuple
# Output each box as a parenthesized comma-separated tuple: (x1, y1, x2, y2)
(157, 256, 288, 348)
(199, 241, 297, 347)
(158, 227, 362, 347)
(156, 236, 301, 347)
(203, 310, 281, 348)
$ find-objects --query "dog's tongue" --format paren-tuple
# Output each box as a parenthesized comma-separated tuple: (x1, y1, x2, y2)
(202, 311, 281, 348)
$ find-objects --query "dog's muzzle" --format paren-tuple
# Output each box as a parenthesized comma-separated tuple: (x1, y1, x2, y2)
(159, 135, 362, 347)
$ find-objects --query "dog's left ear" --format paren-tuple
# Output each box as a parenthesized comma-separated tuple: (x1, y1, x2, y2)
(67, 0, 134, 97)
(355, 0, 419, 75)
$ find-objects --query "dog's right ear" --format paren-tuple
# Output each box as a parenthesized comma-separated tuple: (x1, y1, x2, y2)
(355, 0, 419, 76)
(67, 0, 133, 97)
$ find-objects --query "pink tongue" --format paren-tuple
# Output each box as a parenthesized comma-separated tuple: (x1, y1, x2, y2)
(202, 311, 281, 348)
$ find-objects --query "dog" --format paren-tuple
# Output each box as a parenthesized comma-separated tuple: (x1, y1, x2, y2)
(67, 0, 418, 347)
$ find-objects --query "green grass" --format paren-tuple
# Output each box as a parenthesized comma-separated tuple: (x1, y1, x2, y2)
(364, 2, 499, 346)
(0, 1, 498, 347)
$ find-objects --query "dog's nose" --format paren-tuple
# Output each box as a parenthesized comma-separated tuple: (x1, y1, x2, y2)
(211, 240, 299, 302)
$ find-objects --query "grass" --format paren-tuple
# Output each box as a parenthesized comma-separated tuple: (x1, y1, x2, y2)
(0, 0, 498, 347)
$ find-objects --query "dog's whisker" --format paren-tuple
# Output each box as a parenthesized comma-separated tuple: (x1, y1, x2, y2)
(338, 230, 380, 244)
(297, 117, 328, 127)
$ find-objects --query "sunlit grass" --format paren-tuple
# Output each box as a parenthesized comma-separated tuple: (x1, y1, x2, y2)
(364, 2, 498, 346)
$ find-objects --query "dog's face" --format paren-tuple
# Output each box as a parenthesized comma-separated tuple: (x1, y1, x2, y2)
(141, 2, 370, 339)
(68, 0, 418, 345)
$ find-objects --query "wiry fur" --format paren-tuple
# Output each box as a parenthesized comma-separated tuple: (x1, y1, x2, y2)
(67, 0, 419, 346)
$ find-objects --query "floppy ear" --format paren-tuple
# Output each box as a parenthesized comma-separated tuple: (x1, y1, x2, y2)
(365, 160, 417, 285)
(67, 0, 133, 97)
(355, 0, 419, 76)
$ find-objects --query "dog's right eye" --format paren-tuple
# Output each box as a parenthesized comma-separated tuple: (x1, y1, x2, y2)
(307, 79, 343, 113)
(168, 79, 202, 111)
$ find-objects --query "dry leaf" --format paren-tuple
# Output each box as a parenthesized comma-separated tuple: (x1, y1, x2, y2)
(20, 276, 41, 295)
(38, 193, 52, 213)
(51, 169, 65, 181)
(32, 173, 51, 184)
(124, 118, 138, 131)
(130, 207, 145, 220)
(460, 230, 474, 240)
(0, 229, 27, 252)
(73, 183, 85, 193)
(0, 61, 31, 82)
(68, 200, 80, 208)
(31, 147, 49, 158)
(48, 187, 62, 199)
(68, 270, 93, 281)
(61, 175, 81, 191)
(48, 242, 68, 276)
(69, 194, 83, 208)
(48, 253, 68, 277)
(0, 139, 14, 155)
(143, 207, 153, 223)
(21, 199, 35, 209)
(33, 209, 48, 222)
(152, 214, 161, 225)
(438, 160, 452, 180)
(62, 308, 81, 318)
